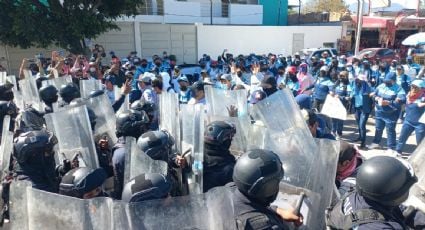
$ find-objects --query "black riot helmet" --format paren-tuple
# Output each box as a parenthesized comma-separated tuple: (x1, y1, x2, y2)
(137, 130, 174, 161)
(59, 167, 107, 199)
(13, 129, 58, 164)
(0, 101, 19, 132)
(233, 149, 284, 205)
(0, 82, 14, 101)
(116, 109, 150, 138)
(121, 173, 171, 203)
(130, 100, 156, 117)
(39, 85, 59, 104)
(15, 107, 45, 134)
(59, 83, 81, 103)
(204, 121, 236, 149)
(356, 156, 417, 207)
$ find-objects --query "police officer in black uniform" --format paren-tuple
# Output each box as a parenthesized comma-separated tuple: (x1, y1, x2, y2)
(121, 173, 171, 203)
(203, 120, 236, 192)
(59, 167, 108, 199)
(12, 129, 59, 192)
(39, 85, 59, 113)
(229, 149, 302, 230)
(58, 83, 81, 106)
(327, 156, 425, 229)
(0, 82, 14, 102)
(0, 101, 18, 139)
(112, 109, 150, 199)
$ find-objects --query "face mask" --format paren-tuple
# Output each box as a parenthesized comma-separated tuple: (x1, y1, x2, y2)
(141, 63, 148, 68)
(180, 85, 187, 91)
(200, 64, 206, 68)
(278, 71, 285, 76)
(237, 71, 243, 78)
(385, 82, 393, 87)
(90, 67, 96, 72)
(371, 66, 378, 71)
(155, 62, 161, 67)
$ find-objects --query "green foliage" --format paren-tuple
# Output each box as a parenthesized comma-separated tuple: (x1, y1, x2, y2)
(0, 0, 145, 53)
(303, 0, 347, 13)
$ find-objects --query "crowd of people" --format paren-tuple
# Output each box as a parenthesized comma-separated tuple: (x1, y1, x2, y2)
(0, 44, 424, 229)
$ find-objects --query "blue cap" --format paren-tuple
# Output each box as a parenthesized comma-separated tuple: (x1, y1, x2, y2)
(384, 72, 396, 82)
(295, 94, 312, 110)
(412, 79, 425, 88)
(177, 76, 189, 83)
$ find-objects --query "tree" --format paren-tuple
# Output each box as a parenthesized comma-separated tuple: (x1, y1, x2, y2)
(0, 0, 145, 53)
(303, 0, 347, 13)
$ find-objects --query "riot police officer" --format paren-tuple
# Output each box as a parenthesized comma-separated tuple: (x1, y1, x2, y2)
(0, 82, 14, 101)
(39, 85, 59, 113)
(203, 120, 236, 192)
(112, 109, 150, 199)
(327, 156, 425, 229)
(59, 167, 108, 199)
(59, 83, 81, 106)
(229, 149, 302, 230)
(121, 173, 171, 203)
(13, 129, 59, 192)
(0, 101, 18, 138)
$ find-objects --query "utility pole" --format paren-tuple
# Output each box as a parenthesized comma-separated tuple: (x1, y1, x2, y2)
(355, 0, 364, 56)
(210, 0, 213, 25)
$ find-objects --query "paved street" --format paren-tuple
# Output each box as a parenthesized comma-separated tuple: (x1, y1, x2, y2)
(340, 114, 419, 159)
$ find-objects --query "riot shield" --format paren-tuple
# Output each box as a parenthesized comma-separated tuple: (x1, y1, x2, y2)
(12, 185, 112, 230)
(0, 74, 23, 109)
(9, 181, 32, 230)
(0, 115, 13, 179)
(272, 182, 321, 229)
(320, 95, 347, 121)
(180, 104, 204, 194)
(405, 140, 425, 212)
(205, 115, 250, 156)
(119, 186, 236, 230)
(114, 86, 129, 115)
(79, 79, 102, 98)
(42, 75, 72, 90)
(123, 137, 168, 185)
(19, 71, 43, 111)
(45, 104, 99, 168)
(159, 92, 181, 153)
(205, 86, 248, 117)
(86, 94, 118, 144)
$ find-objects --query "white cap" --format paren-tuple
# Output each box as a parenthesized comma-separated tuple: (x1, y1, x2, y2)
(320, 65, 329, 72)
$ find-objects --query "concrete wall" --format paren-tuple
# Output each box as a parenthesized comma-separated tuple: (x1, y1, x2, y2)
(196, 25, 342, 58)
(229, 4, 263, 25)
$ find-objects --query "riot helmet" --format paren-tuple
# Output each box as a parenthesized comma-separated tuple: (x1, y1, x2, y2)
(137, 130, 175, 161)
(13, 129, 58, 164)
(204, 120, 236, 149)
(59, 167, 107, 199)
(233, 149, 284, 205)
(59, 83, 81, 103)
(130, 100, 156, 121)
(356, 156, 417, 207)
(116, 109, 150, 138)
(0, 101, 19, 132)
(0, 82, 14, 101)
(15, 107, 45, 134)
(121, 173, 171, 203)
(39, 85, 59, 104)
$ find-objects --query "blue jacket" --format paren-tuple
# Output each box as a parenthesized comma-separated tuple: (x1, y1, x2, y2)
(313, 77, 334, 101)
(405, 94, 425, 124)
(351, 82, 373, 114)
(374, 83, 406, 120)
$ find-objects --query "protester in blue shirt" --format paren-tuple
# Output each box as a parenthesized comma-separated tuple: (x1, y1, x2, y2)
(309, 65, 334, 111)
(331, 71, 352, 139)
(396, 79, 425, 156)
(350, 74, 373, 149)
(370, 72, 406, 151)
(177, 76, 192, 104)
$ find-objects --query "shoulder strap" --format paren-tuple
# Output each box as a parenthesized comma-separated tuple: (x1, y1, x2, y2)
(343, 208, 388, 229)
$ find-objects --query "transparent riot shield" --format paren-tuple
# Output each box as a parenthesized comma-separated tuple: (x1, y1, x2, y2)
(205, 115, 250, 157)
(45, 104, 99, 168)
(123, 137, 168, 185)
(180, 104, 204, 194)
(9, 181, 32, 230)
(0, 115, 13, 179)
(13, 185, 112, 230)
(19, 71, 43, 111)
(79, 79, 103, 98)
(42, 75, 73, 91)
(405, 140, 425, 212)
(320, 95, 347, 121)
(119, 186, 236, 230)
(86, 94, 117, 144)
(159, 92, 181, 153)
(205, 86, 248, 117)
(114, 86, 129, 115)
(0, 74, 23, 109)
(272, 182, 321, 229)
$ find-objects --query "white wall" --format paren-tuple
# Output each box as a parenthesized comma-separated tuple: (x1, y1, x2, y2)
(229, 4, 263, 25)
(163, 0, 203, 24)
(197, 25, 342, 58)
